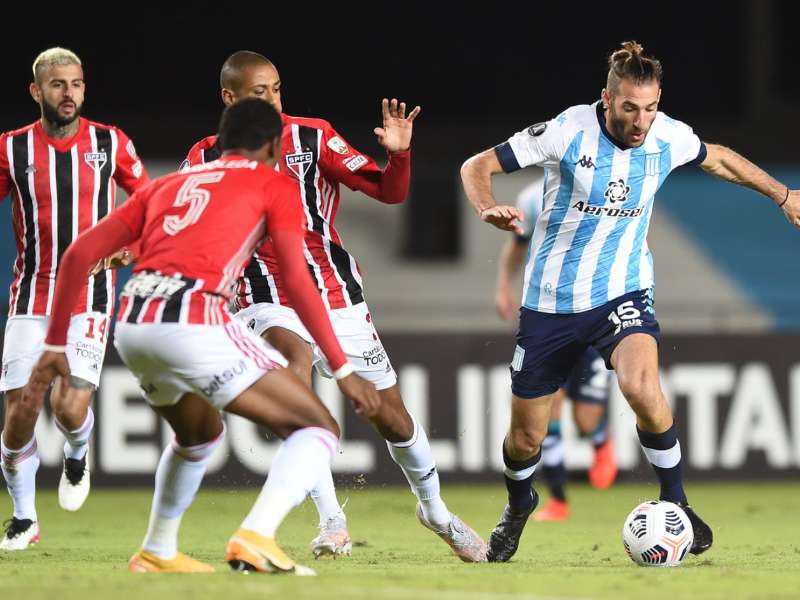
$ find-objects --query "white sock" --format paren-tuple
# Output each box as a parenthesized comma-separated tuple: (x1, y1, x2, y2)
(1, 434, 40, 521)
(241, 427, 337, 538)
(387, 416, 451, 529)
(541, 433, 564, 467)
(142, 425, 225, 559)
(56, 408, 94, 461)
(310, 468, 345, 524)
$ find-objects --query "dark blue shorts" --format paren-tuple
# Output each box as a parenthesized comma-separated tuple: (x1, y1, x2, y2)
(510, 289, 660, 399)
(563, 347, 610, 405)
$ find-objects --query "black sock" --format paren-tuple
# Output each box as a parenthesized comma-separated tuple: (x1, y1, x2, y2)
(637, 422, 688, 505)
(503, 441, 541, 512)
(541, 464, 567, 502)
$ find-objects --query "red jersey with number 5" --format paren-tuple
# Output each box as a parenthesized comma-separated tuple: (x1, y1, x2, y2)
(184, 113, 410, 311)
(114, 156, 302, 326)
(0, 118, 149, 317)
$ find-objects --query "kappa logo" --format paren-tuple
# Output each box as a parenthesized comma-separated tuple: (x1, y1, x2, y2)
(604, 178, 630, 204)
(575, 155, 595, 169)
(327, 136, 350, 155)
(84, 151, 107, 172)
(285, 151, 313, 178)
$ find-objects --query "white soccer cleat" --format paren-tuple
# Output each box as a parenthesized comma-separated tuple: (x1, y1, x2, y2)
(310, 514, 352, 559)
(58, 451, 91, 512)
(1, 518, 40, 551)
(416, 503, 487, 562)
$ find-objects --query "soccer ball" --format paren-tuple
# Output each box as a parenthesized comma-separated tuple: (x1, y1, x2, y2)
(622, 500, 693, 567)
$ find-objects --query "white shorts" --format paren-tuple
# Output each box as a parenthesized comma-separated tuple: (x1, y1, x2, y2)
(235, 302, 397, 390)
(1, 313, 109, 392)
(113, 320, 288, 410)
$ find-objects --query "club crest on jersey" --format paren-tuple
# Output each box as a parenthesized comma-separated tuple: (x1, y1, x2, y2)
(604, 178, 630, 204)
(84, 151, 107, 172)
(285, 151, 313, 178)
(327, 136, 350, 155)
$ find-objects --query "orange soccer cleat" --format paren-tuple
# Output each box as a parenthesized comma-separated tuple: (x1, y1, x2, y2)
(589, 438, 618, 490)
(533, 498, 570, 522)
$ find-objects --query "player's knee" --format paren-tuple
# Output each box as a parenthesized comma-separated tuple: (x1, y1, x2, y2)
(507, 427, 545, 458)
(5, 393, 41, 429)
(617, 369, 660, 413)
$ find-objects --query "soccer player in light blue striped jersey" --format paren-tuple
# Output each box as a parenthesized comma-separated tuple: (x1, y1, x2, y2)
(462, 40, 800, 563)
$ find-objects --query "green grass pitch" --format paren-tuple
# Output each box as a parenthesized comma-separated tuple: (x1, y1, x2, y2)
(1, 482, 799, 600)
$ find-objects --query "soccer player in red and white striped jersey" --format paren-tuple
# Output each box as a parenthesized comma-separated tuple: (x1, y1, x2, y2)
(23, 98, 381, 573)
(184, 51, 487, 562)
(0, 48, 149, 550)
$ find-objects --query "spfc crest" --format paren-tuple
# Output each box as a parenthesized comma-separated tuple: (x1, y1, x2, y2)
(84, 151, 107, 172)
(285, 151, 313, 179)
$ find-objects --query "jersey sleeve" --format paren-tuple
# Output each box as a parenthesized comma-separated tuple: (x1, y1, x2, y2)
(663, 116, 706, 170)
(113, 128, 150, 194)
(319, 123, 410, 204)
(0, 133, 11, 201)
(182, 140, 206, 170)
(494, 118, 568, 172)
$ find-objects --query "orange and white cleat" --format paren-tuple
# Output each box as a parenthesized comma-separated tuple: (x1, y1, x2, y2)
(533, 498, 570, 522)
(226, 528, 315, 576)
(310, 514, 352, 559)
(589, 439, 618, 490)
(415, 503, 487, 562)
(128, 549, 215, 573)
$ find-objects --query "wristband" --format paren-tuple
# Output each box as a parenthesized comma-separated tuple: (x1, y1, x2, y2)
(43, 343, 67, 353)
(778, 187, 790, 208)
(333, 363, 355, 380)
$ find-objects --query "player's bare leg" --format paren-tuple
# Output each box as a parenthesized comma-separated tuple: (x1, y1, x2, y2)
(1, 388, 43, 550)
(374, 385, 487, 562)
(50, 377, 95, 511)
(487, 392, 554, 562)
(263, 326, 351, 558)
(612, 333, 712, 554)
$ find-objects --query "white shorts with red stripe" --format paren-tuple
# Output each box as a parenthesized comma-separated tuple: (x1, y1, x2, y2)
(235, 301, 397, 391)
(1, 312, 109, 392)
(113, 320, 288, 410)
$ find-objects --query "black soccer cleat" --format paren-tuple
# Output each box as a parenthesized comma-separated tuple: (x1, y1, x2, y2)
(677, 502, 713, 555)
(486, 489, 539, 562)
(64, 456, 87, 486)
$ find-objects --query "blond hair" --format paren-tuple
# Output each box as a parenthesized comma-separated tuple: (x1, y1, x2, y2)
(32, 47, 82, 82)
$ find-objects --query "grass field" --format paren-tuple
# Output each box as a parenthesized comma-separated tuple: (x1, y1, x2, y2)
(1, 482, 799, 600)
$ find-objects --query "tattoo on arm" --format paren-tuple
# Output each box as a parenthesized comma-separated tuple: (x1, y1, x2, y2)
(69, 376, 96, 391)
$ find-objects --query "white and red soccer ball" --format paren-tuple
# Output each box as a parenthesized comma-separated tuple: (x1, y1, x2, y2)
(622, 500, 693, 567)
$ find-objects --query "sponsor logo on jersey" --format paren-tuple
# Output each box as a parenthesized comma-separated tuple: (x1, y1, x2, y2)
(571, 200, 644, 218)
(527, 122, 547, 137)
(604, 178, 630, 204)
(126, 139, 138, 159)
(344, 155, 368, 172)
(362, 345, 387, 366)
(327, 136, 350, 155)
(575, 155, 595, 169)
(286, 151, 313, 178)
(84, 151, 107, 172)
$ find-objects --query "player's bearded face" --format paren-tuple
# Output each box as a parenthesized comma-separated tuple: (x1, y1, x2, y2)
(36, 64, 85, 127)
(604, 80, 660, 148)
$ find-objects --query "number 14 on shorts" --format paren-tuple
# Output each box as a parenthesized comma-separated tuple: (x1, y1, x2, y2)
(84, 316, 108, 343)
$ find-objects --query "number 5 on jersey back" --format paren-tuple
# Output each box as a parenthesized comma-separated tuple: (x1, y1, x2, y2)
(163, 172, 226, 236)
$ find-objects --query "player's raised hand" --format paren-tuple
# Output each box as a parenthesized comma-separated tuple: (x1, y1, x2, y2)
(374, 98, 421, 153)
(781, 189, 800, 227)
(481, 205, 525, 235)
(337, 373, 382, 418)
(23, 351, 70, 404)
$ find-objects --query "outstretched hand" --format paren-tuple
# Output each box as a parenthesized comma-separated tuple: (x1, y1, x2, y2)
(373, 98, 421, 153)
(781, 189, 800, 227)
(480, 205, 525, 235)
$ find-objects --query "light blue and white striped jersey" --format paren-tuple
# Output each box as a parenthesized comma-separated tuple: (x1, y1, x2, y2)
(495, 101, 705, 314)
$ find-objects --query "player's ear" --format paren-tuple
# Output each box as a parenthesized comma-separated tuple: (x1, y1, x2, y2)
(601, 88, 610, 109)
(221, 88, 235, 106)
(29, 82, 41, 103)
